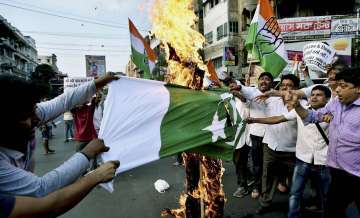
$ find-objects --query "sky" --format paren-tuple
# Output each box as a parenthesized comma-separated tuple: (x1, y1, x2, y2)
(0, 0, 153, 77)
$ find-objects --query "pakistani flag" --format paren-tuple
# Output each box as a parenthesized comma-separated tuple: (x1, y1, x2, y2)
(129, 19, 156, 79)
(99, 77, 244, 191)
(245, 0, 287, 77)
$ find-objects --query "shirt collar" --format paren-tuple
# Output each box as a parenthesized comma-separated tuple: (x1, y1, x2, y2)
(0, 146, 25, 160)
(353, 97, 360, 106)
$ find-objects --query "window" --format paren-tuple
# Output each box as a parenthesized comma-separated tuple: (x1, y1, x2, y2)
(210, 0, 220, 8)
(205, 32, 213, 44)
(217, 23, 227, 40)
(229, 21, 239, 33)
(212, 57, 223, 69)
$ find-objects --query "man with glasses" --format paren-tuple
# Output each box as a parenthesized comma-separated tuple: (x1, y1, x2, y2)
(288, 68, 360, 218)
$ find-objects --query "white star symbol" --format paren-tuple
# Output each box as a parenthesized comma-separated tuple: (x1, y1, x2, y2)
(202, 112, 227, 143)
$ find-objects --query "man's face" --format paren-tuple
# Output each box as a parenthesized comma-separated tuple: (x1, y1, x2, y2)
(258, 76, 272, 92)
(10, 106, 39, 151)
(335, 80, 360, 105)
(310, 90, 328, 109)
(327, 69, 337, 89)
(279, 79, 295, 91)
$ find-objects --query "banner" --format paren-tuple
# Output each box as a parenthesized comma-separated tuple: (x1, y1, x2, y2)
(278, 16, 331, 40)
(223, 47, 236, 66)
(283, 37, 352, 78)
(331, 17, 358, 36)
(85, 55, 106, 77)
(64, 77, 94, 90)
(303, 42, 336, 73)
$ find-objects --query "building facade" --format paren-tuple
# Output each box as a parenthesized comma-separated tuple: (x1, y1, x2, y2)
(203, 0, 360, 79)
(0, 15, 38, 79)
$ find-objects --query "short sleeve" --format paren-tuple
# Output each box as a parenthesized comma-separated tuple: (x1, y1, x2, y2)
(0, 194, 15, 218)
(283, 109, 297, 121)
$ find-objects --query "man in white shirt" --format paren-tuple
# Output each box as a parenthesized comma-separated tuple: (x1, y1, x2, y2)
(232, 74, 305, 214)
(232, 72, 274, 198)
(247, 85, 332, 218)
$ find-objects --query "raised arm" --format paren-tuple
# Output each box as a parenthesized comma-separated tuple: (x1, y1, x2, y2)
(247, 115, 287, 124)
(36, 73, 118, 124)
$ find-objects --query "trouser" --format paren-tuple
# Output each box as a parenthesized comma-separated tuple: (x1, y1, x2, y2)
(288, 159, 331, 218)
(233, 145, 250, 187)
(259, 145, 295, 208)
(64, 120, 74, 139)
(325, 167, 360, 218)
(250, 135, 264, 191)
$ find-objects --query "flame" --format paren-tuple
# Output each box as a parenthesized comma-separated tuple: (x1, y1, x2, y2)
(150, 0, 207, 86)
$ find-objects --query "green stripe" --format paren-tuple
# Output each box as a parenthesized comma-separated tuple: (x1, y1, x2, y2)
(131, 46, 151, 79)
(245, 23, 287, 78)
(159, 85, 241, 160)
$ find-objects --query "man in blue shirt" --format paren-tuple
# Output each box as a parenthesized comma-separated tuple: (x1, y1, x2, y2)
(0, 73, 117, 197)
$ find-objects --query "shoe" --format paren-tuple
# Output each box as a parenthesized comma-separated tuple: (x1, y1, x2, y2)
(173, 161, 180, 166)
(255, 206, 269, 215)
(233, 187, 249, 198)
(247, 178, 255, 187)
(251, 189, 260, 199)
(64, 139, 69, 143)
(277, 183, 288, 193)
(44, 150, 55, 155)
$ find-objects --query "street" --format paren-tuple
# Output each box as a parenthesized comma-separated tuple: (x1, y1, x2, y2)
(33, 120, 359, 218)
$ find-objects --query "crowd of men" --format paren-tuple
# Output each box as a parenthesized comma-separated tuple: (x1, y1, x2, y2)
(229, 62, 359, 218)
(0, 61, 359, 218)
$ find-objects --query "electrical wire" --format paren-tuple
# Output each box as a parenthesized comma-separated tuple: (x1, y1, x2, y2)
(0, 2, 148, 31)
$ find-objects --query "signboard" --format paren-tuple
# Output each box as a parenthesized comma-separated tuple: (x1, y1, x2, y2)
(85, 55, 106, 77)
(303, 42, 336, 73)
(64, 77, 94, 90)
(331, 17, 358, 36)
(278, 16, 331, 40)
(283, 37, 352, 78)
(223, 47, 236, 66)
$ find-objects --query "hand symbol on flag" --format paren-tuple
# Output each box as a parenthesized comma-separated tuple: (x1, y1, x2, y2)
(255, 16, 284, 56)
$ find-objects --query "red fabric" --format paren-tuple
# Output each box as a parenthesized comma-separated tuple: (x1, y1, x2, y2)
(72, 104, 97, 141)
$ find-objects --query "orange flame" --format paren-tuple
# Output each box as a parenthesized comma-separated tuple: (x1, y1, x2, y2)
(150, 0, 207, 86)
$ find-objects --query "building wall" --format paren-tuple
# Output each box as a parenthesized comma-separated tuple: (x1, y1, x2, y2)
(203, 0, 243, 79)
(0, 15, 38, 79)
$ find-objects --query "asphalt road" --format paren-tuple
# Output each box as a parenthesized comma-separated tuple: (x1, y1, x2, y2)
(33, 120, 359, 218)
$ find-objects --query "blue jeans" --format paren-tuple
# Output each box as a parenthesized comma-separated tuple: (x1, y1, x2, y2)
(288, 159, 331, 218)
(65, 120, 74, 139)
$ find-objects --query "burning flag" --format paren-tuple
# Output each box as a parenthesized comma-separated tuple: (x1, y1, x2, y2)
(245, 0, 287, 78)
(99, 77, 242, 192)
(129, 18, 156, 79)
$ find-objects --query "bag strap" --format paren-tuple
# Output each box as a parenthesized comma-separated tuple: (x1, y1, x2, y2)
(315, 122, 329, 145)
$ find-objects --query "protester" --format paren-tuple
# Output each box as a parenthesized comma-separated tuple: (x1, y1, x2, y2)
(231, 72, 273, 199)
(231, 81, 252, 198)
(1, 160, 119, 218)
(231, 74, 306, 214)
(40, 122, 55, 154)
(72, 97, 98, 152)
(287, 68, 360, 218)
(93, 92, 104, 135)
(0, 73, 118, 197)
(63, 111, 74, 142)
(247, 85, 332, 218)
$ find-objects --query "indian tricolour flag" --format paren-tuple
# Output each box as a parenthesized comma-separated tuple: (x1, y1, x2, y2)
(129, 19, 156, 79)
(99, 77, 244, 192)
(245, 0, 287, 78)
